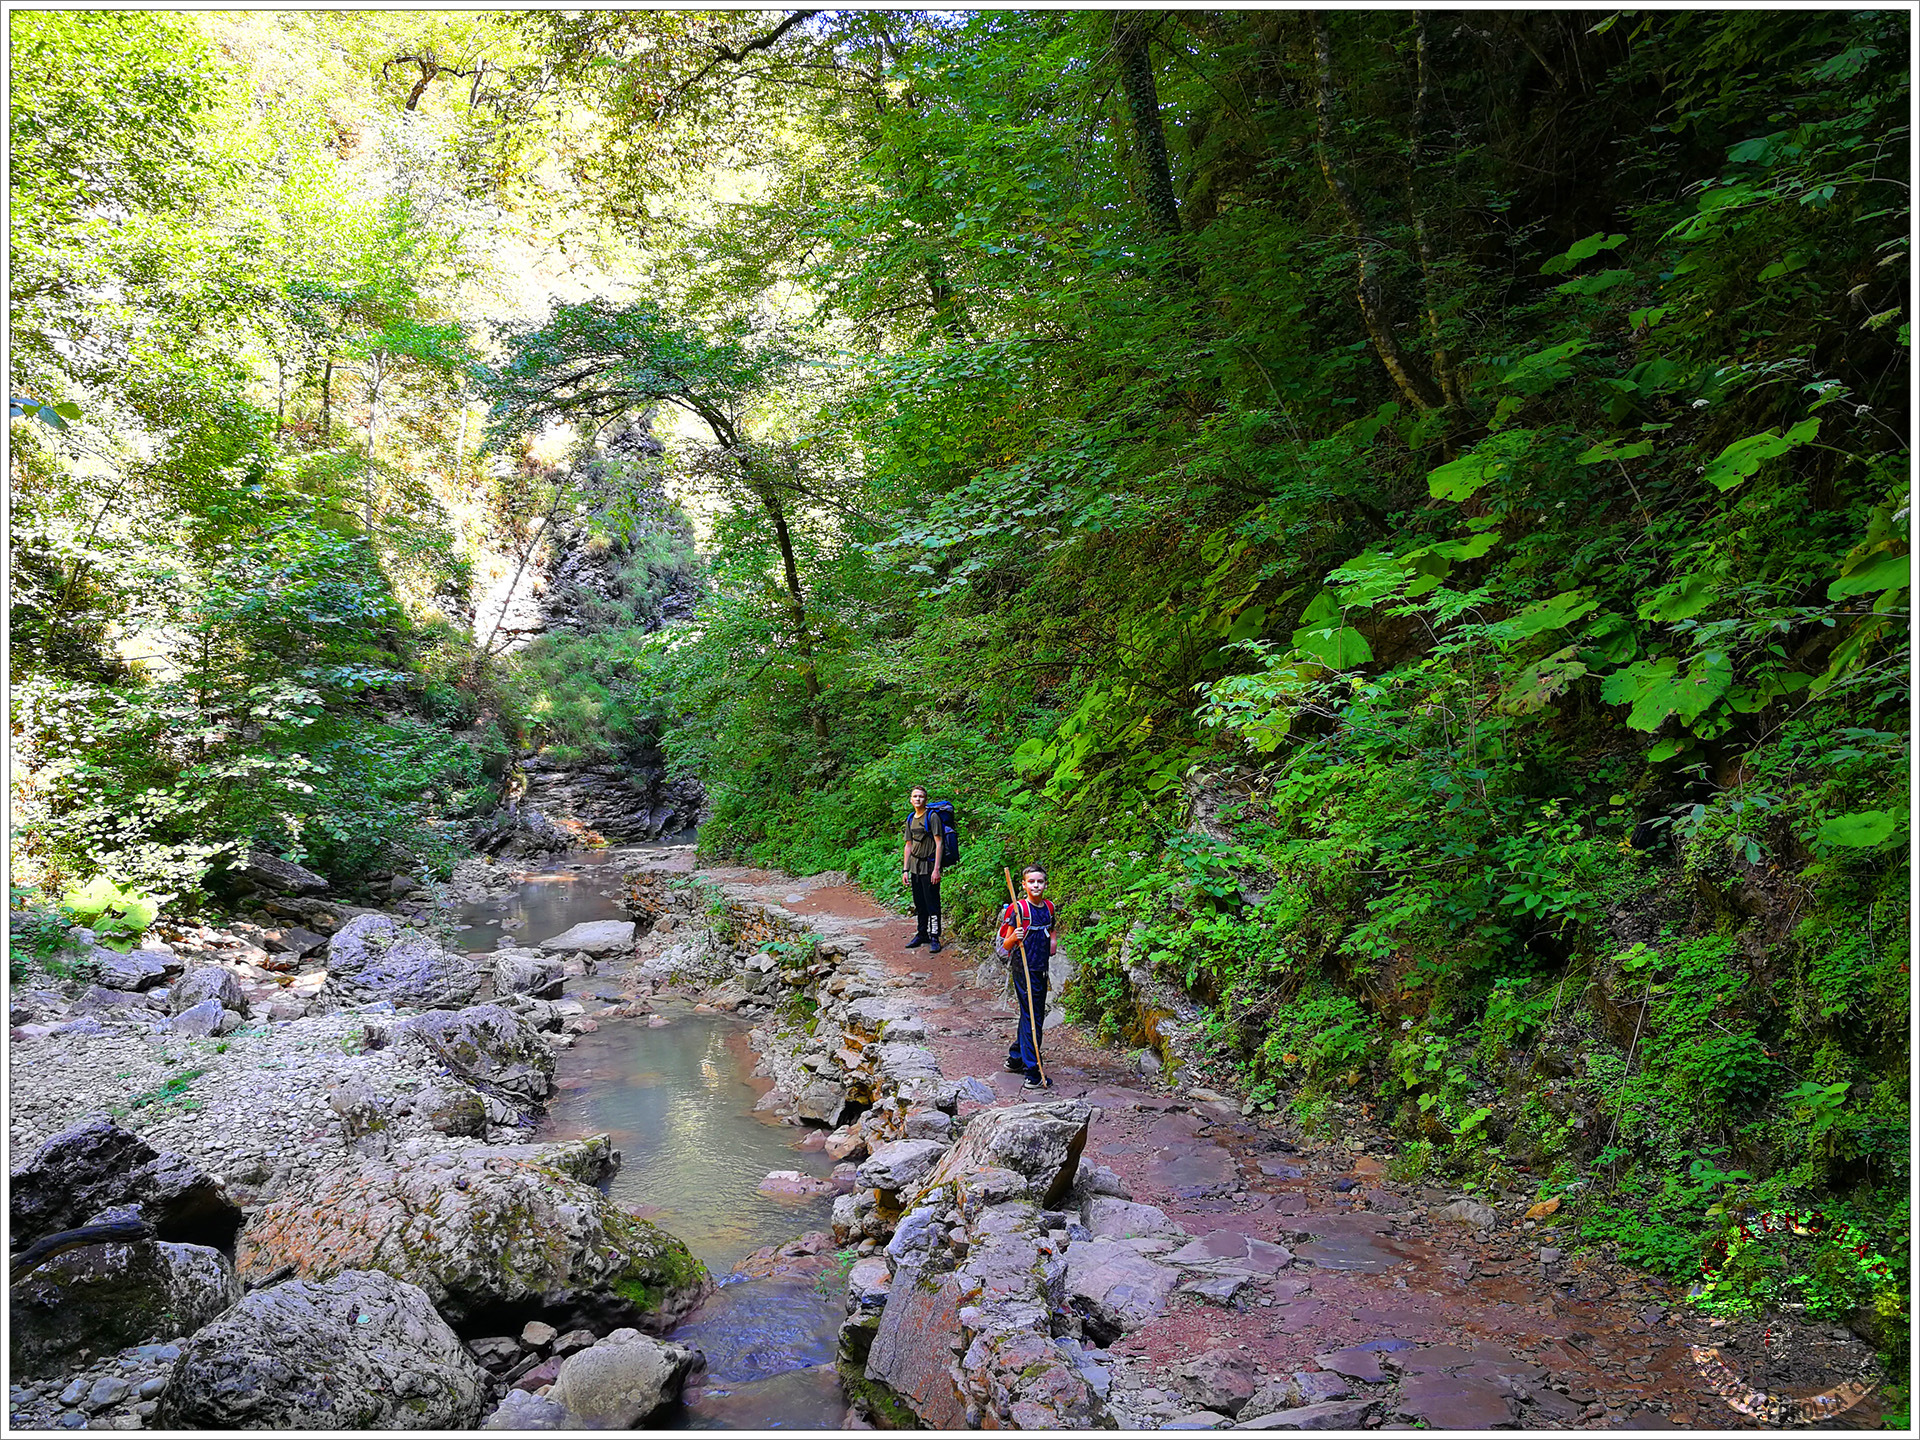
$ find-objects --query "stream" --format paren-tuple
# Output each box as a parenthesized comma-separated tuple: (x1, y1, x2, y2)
(455, 848, 848, 1430)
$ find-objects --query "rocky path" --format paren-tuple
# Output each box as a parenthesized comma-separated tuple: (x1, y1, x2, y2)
(662, 858, 1884, 1432)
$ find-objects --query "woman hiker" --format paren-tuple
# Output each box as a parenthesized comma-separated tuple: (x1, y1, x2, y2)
(901, 785, 946, 953)
(999, 863, 1057, 1090)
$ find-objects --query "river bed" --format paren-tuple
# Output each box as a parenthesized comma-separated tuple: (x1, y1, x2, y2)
(456, 848, 849, 1429)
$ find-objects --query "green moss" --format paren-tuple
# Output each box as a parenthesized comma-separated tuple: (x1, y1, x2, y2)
(614, 1275, 663, 1312)
(602, 1208, 708, 1316)
(837, 1361, 924, 1430)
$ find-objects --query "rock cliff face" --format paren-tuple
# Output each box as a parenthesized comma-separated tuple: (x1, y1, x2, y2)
(533, 416, 699, 638)
(518, 754, 702, 845)
(478, 416, 707, 849)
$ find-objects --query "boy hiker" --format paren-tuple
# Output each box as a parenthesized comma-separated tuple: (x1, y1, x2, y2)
(901, 785, 945, 953)
(999, 864, 1057, 1090)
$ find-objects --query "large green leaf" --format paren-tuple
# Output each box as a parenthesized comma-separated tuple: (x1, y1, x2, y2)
(1499, 646, 1589, 713)
(1292, 592, 1373, 667)
(1540, 232, 1627, 275)
(1827, 551, 1908, 599)
(1426, 431, 1537, 501)
(1498, 340, 1588, 393)
(1576, 437, 1656, 465)
(1503, 592, 1600, 640)
(1293, 625, 1372, 668)
(1816, 810, 1905, 848)
(1599, 651, 1733, 731)
(1700, 418, 1818, 492)
(1010, 737, 1052, 778)
(1639, 575, 1715, 622)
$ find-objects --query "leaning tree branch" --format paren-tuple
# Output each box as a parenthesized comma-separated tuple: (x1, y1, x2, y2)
(385, 52, 482, 111)
(656, 10, 820, 119)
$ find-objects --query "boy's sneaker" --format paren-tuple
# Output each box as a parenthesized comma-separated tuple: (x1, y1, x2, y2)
(1023, 1076, 1044, 1090)
(929, 940, 942, 953)
(1005, 1058, 1026, 1073)
(905, 935, 926, 949)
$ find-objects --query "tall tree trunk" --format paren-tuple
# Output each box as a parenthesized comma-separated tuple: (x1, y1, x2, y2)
(751, 473, 829, 742)
(481, 481, 571, 659)
(365, 352, 385, 465)
(321, 358, 333, 439)
(363, 355, 384, 530)
(1311, 15, 1446, 413)
(1408, 13, 1463, 408)
(274, 355, 287, 438)
(925, 253, 970, 343)
(713, 419, 829, 742)
(1111, 15, 1182, 241)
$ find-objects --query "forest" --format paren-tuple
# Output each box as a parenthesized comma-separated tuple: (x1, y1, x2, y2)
(9, 6, 1910, 1393)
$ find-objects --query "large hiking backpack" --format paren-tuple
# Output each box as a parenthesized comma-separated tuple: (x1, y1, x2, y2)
(917, 799, 960, 864)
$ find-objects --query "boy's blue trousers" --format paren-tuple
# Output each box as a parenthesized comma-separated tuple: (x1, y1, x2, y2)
(1007, 951, 1050, 1077)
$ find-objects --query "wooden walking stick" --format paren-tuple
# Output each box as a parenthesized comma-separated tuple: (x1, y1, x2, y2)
(1004, 866, 1048, 1087)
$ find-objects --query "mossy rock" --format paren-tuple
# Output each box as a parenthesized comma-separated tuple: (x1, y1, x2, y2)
(235, 1136, 710, 1334)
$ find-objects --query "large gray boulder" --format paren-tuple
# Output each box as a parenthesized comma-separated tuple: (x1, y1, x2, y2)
(93, 947, 169, 991)
(795, 1079, 852, 1126)
(170, 998, 240, 1038)
(392, 1003, 555, 1109)
(494, 951, 565, 1000)
(323, 914, 481, 1011)
(1436, 1198, 1498, 1231)
(10, 1116, 241, 1251)
(861, 1102, 1111, 1430)
(1085, 1197, 1186, 1241)
(11, 1235, 239, 1378)
(876, 1042, 942, 1086)
(1180, 1347, 1258, 1417)
(856, 1139, 947, 1196)
(482, 1390, 570, 1429)
(907, 1100, 1092, 1211)
(548, 1333, 700, 1427)
(154, 1269, 490, 1429)
(168, 965, 247, 1016)
(75, 983, 158, 1016)
(537, 919, 635, 956)
(234, 1136, 709, 1334)
(233, 850, 330, 895)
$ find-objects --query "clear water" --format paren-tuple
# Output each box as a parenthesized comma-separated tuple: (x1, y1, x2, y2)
(536, 1016, 837, 1275)
(465, 850, 850, 1429)
(669, 1276, 842, 1382)
(453, 850, 633, 952)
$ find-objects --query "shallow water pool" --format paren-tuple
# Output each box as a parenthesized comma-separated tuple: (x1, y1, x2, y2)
(537, 1015, 837, 1274)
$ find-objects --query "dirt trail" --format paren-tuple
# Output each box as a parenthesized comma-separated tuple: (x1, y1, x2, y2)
(651, 856, 1883, 1431)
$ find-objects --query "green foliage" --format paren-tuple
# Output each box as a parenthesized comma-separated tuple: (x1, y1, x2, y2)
(8, 885, 85, 984)
(1258, 983, 1373, 1087)
(59, 876, 159, 951)
(125, 1067, 207, 1114)
(595, 6, 1908, 1348)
